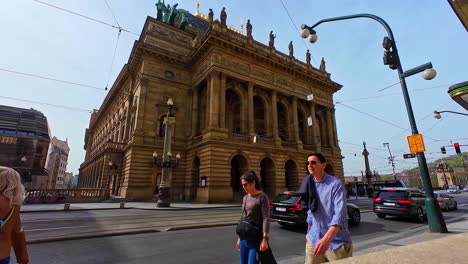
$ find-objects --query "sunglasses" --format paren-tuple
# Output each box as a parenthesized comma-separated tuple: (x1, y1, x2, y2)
(305, 161, 319, 165)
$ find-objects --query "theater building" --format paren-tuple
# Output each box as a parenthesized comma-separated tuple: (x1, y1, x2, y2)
(78, 4, 344, 202)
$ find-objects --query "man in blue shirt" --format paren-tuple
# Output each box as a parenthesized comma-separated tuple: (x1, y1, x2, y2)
(299, 153, 352, 263)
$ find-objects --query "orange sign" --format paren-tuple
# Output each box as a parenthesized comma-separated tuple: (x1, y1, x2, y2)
(407, 134, 426, 153)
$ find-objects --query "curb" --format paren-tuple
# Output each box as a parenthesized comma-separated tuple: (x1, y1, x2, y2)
(26, 222, 239, 244)
(21, 205, 242, 213)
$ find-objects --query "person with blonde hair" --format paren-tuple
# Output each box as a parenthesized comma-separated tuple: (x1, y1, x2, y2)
(0, 167, 29, 264)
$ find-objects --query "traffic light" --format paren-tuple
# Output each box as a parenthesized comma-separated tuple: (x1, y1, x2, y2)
(454, 143, 461, 154)
(441, 146, 446, 154)
(382, 37, 397, 70)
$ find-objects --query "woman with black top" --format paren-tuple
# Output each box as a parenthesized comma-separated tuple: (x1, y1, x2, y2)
(235, 171, 275, 264)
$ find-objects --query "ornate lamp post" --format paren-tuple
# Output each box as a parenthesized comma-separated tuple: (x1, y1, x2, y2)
(301, 14, 447, 233)
(153, 98, 180, 207)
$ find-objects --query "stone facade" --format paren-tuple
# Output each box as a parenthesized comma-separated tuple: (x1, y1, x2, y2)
(78, 12, 344, 202)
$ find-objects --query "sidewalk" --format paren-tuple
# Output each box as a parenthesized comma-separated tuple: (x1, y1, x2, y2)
(20, 201, 241, 212)
(278, 215, 468, 264)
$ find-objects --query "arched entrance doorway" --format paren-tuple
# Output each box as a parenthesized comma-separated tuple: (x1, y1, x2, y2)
(189, 156, 200, 201)
(285, 160, 299, 190)
(231, 155, 248, 201)
(260, 157, 275, 198)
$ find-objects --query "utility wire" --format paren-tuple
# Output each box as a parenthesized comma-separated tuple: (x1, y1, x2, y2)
(278, 0, 318, 66)
(104, 0, 121, 28)
(32, 0, 139, 36)
(0, 68, 105, 91)
(0, 95, 92, 113)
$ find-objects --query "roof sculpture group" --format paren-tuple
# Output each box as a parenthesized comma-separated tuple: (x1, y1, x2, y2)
(155, 2, 327, 72)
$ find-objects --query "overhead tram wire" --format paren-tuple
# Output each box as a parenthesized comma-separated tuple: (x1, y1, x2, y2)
(336, 102, 439, 141)
(0, 95, 92, 113)
(104, 0, 121, 28)
(0, 68, 106, 91)
(32, 0, 139, 37)
(278, 0, 318, 66)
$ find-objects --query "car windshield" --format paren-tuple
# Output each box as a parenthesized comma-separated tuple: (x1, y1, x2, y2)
(272, 194, 300, 204)
(378, 190, 408, 200)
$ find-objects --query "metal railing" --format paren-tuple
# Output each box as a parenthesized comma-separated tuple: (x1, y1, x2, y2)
(24, 188, 109, 204)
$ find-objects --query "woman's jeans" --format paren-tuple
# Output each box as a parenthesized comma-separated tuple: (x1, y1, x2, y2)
(0, 256, 10, 264)
(240, 239, 258, 264)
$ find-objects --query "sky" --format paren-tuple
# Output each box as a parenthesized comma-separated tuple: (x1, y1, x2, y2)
(1, 0, 467, 177)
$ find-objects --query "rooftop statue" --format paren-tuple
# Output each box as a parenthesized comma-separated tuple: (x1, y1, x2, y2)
(320, 57, 326, 72)
(220, 7, 227, 26)
(168, 3, 179, 25)
(208, 8, 214, 24)
(246, 19, 252, 39)
(269, 31, 276, 48)
(155, 0, 166, 20)
(306, 50, 311, 65)
(288, 41, 294, 57)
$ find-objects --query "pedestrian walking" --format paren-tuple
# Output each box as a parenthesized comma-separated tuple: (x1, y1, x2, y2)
(236, 171, 276, 264)
(299, 153, 352, 264)
(0, 167, 29, 264)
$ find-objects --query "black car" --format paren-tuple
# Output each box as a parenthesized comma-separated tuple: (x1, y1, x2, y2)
(373, 187, 426, 222)
(270, 191, 361, 226)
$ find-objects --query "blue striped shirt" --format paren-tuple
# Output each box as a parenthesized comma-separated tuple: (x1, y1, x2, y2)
(306, 174, 352, 250)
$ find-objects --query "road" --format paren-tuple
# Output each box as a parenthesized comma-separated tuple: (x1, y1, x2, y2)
(19, 193, 468, 264)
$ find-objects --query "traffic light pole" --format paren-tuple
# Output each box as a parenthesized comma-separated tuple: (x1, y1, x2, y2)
(302, 13, 448, 233)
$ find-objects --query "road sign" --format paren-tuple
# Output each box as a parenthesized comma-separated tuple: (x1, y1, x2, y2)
(403, 153, 416, 159)
(407, 134, 426, 153)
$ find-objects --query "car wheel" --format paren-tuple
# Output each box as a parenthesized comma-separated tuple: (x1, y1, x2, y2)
(444, 204, 449, 212)
(453, 202, 458, 210)
(415, 207, 424, 223)
(278, 222, 290, 227)
(377, 213, 386, 219)
(349, 210, 360, 225)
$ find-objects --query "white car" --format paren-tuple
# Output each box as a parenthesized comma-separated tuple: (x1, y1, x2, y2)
(463, 186, 468, 192)
(447, 187, 461, 194)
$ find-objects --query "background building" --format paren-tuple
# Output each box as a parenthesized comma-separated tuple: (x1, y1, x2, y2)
(78, 5, 344, 202)
(0, 105, 50, 188)
(46, 137, 70, 189)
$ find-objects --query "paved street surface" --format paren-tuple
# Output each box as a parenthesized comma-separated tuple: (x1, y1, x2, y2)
(19, 193, 468, 264)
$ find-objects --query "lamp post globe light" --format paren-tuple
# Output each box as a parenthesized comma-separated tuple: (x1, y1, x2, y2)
(152, 98, 180, 207)
(301, 14, 448, 233)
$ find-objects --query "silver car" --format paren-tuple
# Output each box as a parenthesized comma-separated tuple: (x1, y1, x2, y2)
(447, 187, 461, 194)
(434, 192, 457, 211)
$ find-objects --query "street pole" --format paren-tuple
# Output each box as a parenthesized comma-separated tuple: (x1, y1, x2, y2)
(301, 13, 448, 233)
(362, 142, 373, 198)
(383, 143, 397, 181)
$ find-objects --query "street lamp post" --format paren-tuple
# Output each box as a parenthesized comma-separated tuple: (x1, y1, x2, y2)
(301, 14, 447, 233)
(383, 143, 397, 181)
(153, 98, 180, 207)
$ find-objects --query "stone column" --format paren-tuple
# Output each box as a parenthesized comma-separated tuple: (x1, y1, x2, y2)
(326, 108, 334, 148)
(207, 72, 220, 129)
(247, 82, 255, 136)
(191, 87, 199, 137)
(331, 108, 339, 148)
(309, 102, 319, 147)
(271, 91, 281, 145)
(218, 73, 226, 129)
(292, 97, 301, 144)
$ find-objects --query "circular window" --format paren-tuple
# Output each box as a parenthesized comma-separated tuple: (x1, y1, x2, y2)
(164, 71, 175, 78)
